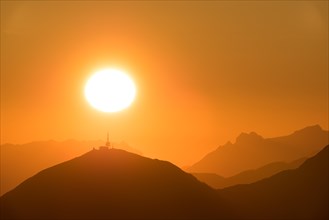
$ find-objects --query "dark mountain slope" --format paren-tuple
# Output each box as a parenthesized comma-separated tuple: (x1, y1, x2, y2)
(218, 145, 329, 219)
(1, 148, 233, 220)
(191, 173, 226, 189)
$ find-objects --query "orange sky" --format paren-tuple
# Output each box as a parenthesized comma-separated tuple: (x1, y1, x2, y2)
(1, 1, 328, 166)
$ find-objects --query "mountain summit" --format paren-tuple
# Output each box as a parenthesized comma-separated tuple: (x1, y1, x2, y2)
(235, 132, 264, 144)
(0, 149, 232, 220)
(0, 140, 142, 196)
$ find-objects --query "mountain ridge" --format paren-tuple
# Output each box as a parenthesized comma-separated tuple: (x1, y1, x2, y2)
(188, 125, 328, 176)
(192, 156, 306, 189)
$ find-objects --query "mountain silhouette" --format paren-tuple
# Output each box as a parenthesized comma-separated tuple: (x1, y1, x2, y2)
(218, 145, 329, 219)
(0, 148, 233, 220)
(188, 125, 328, 176)
(0, 140, 141, 196)
(192, 157, 306, 189)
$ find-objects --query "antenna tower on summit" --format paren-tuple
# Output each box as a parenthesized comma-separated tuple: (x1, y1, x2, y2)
(106, 132, 111, 148)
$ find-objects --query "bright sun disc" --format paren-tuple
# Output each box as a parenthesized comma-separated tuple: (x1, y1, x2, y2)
(84, 69, 136, 112)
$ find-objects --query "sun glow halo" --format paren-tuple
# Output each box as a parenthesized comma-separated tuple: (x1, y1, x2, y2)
(84, 69, 136, 112)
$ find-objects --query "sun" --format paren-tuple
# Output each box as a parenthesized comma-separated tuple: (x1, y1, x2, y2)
(84, 68, 136, 112)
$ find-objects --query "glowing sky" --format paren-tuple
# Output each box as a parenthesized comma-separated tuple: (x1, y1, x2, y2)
(1, 1, 328, 166)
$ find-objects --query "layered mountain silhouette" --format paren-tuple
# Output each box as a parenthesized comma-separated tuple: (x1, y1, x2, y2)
(1, 144, 328, 219)
(188, 125, 328, 176)
(0, 148, 233, 220)
(192, 157, 306, 189)
(218, 145, 329, 219)
(0, 140, 141, 195)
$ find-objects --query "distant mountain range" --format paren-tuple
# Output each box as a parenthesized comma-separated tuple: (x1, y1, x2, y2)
(187, 125, 328, 177)
(0, 140, 141, 195)
(1, 145, 328, 219)
(218, 145, 329, 219)
(192, 156, 306, 189)
(0, 148, 233, 220)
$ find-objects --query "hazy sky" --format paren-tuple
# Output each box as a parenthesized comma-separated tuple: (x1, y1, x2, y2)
(1, 1, 328, 166)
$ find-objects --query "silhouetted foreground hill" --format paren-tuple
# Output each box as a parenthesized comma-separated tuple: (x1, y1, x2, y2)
(192, 157, 306, 189)
(0, 140, 141, 195)
(188, 125, 328, 176)
(0, 149, 233, 220)
(218, 145, 329, 219)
